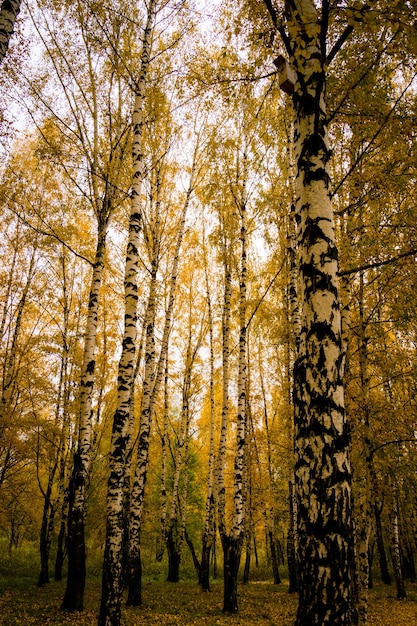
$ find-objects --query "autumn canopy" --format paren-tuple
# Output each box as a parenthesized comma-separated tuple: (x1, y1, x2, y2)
(0, 2, 417, 626)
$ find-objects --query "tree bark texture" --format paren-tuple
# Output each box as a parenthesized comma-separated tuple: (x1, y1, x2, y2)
(62, 223, 108, 612)
(374, 502, 391, 584)
(61, 452, 87, 612)
(222, 192, 248, 613)
(200, 252, 216, 591)
(391, 493, 406, 599)
(0, 0, 21, 65)
(288, 2, 355, 624)
(166, 525, 181, 583)
(98, 2, 158, 620)
(38, 477, 55, 586)
(222, 536, 242, 614)
(287, 479, 298, 592)
(127, 150, 191, 606)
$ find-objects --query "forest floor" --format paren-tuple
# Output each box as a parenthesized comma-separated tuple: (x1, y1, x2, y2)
(0, 576, 416, 625)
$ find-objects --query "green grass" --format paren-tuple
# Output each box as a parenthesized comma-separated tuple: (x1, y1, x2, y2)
(0, 575, 416, 625)
(0, 546, 416, 625)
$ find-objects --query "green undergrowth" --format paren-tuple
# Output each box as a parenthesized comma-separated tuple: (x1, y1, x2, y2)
(0, 574, 416, 625)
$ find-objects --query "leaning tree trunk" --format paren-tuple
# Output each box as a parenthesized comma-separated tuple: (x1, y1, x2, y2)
(286, 3, 355, 624)
(126, 176, 161, 605)
(127, 139, 193, 606)
(61, 220, 108, 612)
(98, 3, 156, 622)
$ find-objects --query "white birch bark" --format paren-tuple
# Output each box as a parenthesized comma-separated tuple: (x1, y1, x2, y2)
(216, 251, 232, 540)
(127, 147, 194, 604)
(284, 2, 355, 624)
(0, 0, 21, 64)
(62, 218, 108, 612)
(222, 176, 248, 612)
(231, 205, 247, 544)
(391, 487, 407, 599)
(200, 234, 216, 590)
(98, 2, 157, 623)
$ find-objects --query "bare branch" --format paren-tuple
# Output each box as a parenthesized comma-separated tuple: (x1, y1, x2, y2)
(339, 248, 417, 277)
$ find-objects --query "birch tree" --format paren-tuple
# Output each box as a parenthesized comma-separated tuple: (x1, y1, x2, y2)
(99, 1, 157, 623)
(261, 1, 357, 623)
(126, 103, 204, 606)
(0, 0, 21, 64)
(10, 0, 132, 611)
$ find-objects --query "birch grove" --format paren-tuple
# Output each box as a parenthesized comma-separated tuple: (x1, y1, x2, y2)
(1, 2, 417, 625)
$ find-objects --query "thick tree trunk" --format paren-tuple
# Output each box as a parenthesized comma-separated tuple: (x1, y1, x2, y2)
(287, 3, 355, 624)
(99, 4, 157, 624)
(200, 537, 212, 590)
(166, 526, 181, 583)
(0, 0, 21, 65)
(61, 452, 87, 612)
(223, 536, 243, 613)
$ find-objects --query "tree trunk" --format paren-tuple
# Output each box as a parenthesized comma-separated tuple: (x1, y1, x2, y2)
(223, 179, 248, 613)
(98, 3, 157, 623)
(269, 531, 281, 585)
(287, 3, 355, 624)
(374, 502, 391, 584)
(127, 144, 192, 607)
(200, 240, 216, 592)
(0, 0, 21, 65)
(61, 217, 109, 612)
(391, 494, 406, 599)
(287, 479, 298, 593)
(54, 516, 66, 581)
(185, 529, 201, 583)
(200, 534, 212, 590)
(61, 452, 87, 612)
(166, 526, 181, 583)
(223, 536, 243, 613)
(38, 485, 55, 586)
(368, 545, 374, 590)
(242, 530, 251, 584)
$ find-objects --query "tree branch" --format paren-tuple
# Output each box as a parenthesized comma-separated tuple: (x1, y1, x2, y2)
(332, 70, 417, 198)
(6, 205, 93, 266)
(326, 2, 376, 65)
(339, 248, 417, 277)
(262, 0, 292, 56)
